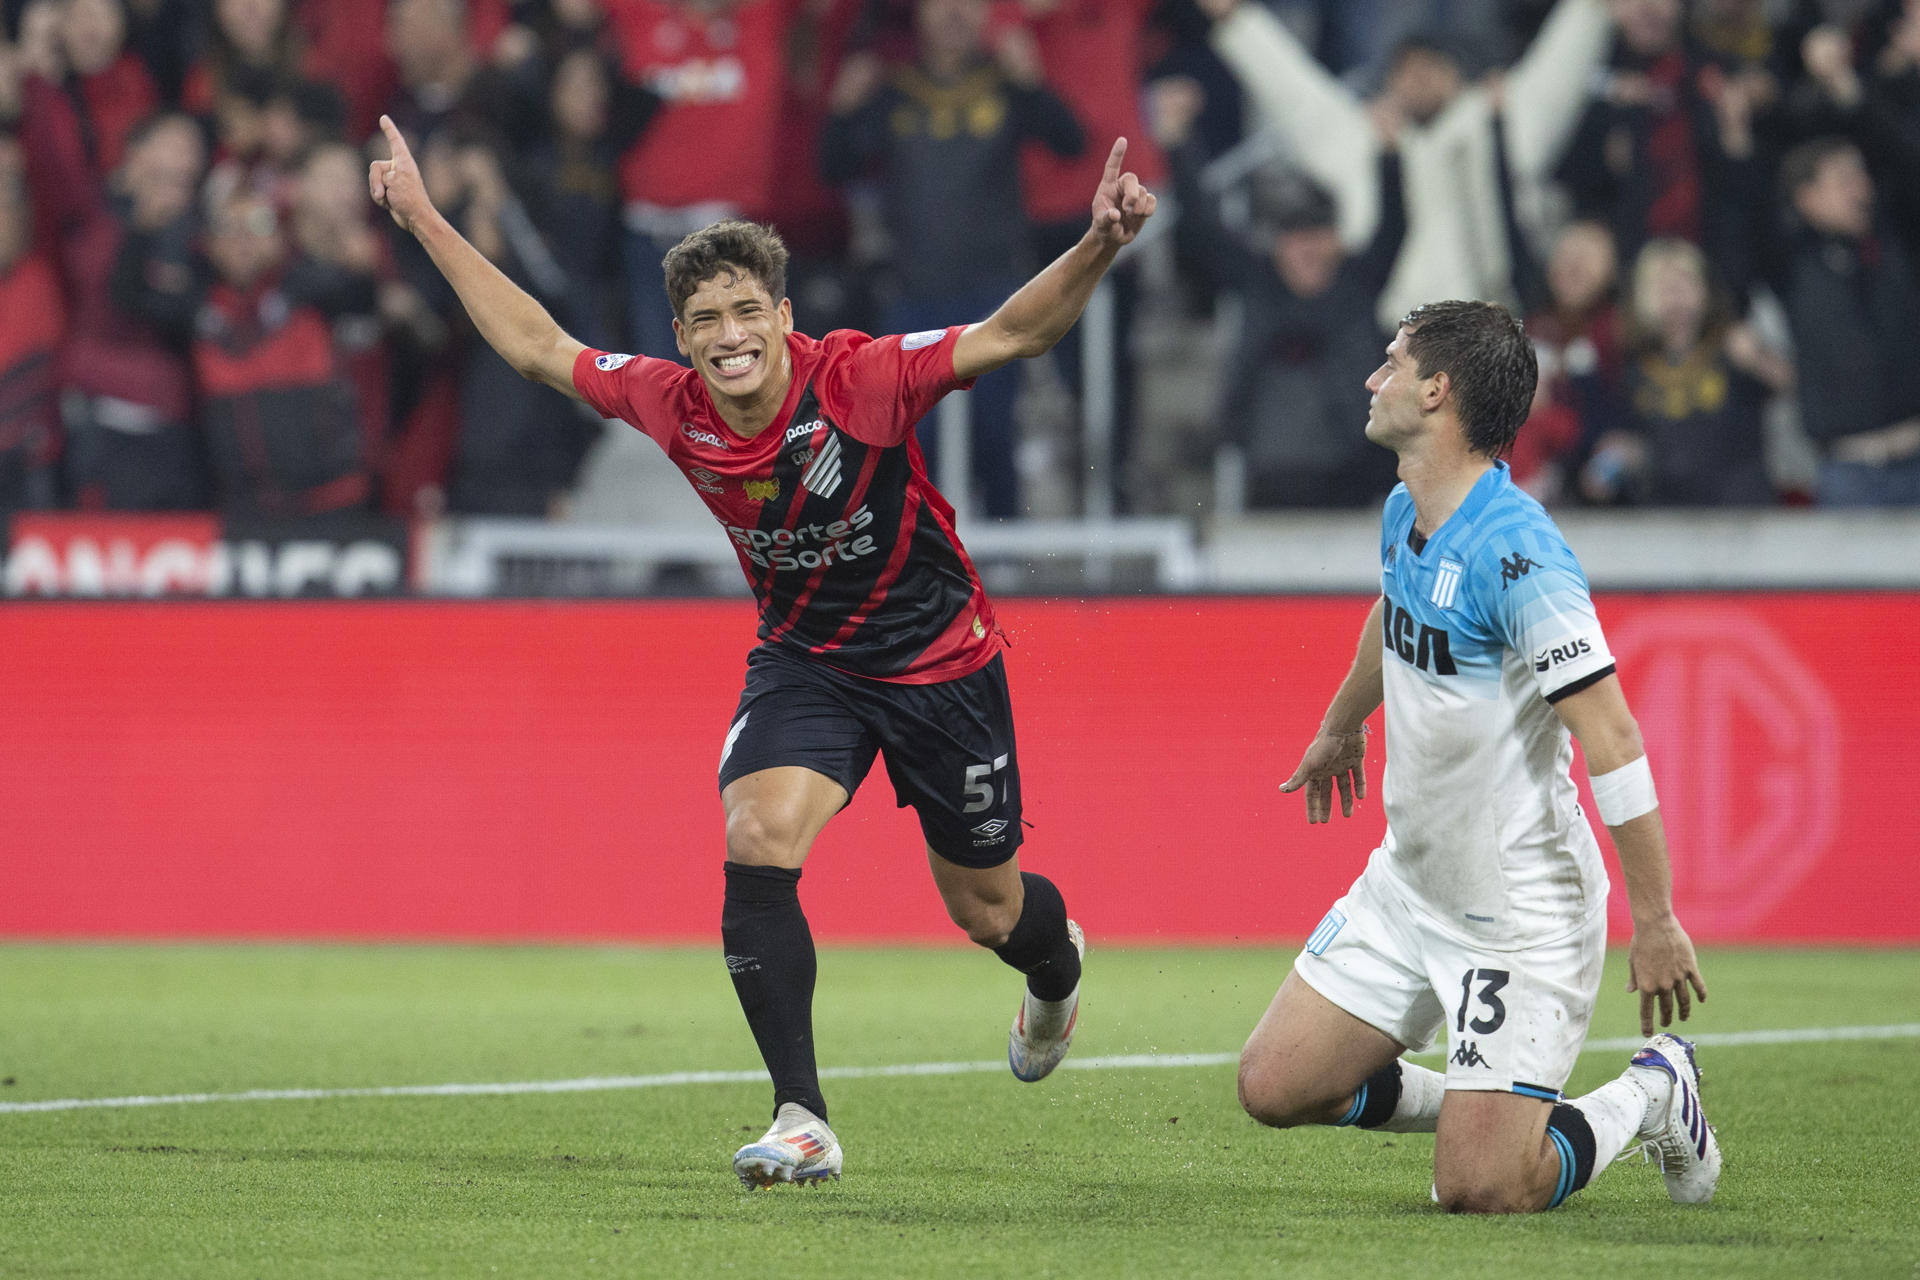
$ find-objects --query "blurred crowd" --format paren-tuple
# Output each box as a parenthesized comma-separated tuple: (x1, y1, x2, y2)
(2, 0, 1918, 525)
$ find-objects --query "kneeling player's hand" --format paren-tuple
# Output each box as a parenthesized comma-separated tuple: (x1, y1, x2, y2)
(1627, 915, 1708, 1036)
(1278, 727, 1368, 824)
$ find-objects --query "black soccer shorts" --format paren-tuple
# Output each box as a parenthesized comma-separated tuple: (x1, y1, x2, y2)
(716, 644, 1024, 868)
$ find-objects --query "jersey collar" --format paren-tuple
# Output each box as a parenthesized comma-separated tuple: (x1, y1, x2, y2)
(1412, 460, 1509, 554)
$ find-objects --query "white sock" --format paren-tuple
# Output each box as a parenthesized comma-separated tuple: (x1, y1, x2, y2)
(1568, 1070, 1663, 1168)
(1376, 1061, 1446, 1133)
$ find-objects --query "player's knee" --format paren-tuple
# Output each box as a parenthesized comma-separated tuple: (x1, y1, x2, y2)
(1235, 1054, 1316, 1129)
(1433, 1172, 1542, 1215)
(946, 897, 1018, 949)
(724, 802, 808, 868)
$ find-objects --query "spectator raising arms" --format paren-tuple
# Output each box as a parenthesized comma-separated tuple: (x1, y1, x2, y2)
(1194, 0, 1612, 328)
(820, 0, 1084, 518)
(1175, 118, 1405, 509)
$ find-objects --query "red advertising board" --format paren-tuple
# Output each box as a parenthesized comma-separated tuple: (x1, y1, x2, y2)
(0, 595, 1911, 942)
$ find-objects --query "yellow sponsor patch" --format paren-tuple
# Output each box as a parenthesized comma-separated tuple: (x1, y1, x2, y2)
(743, 478, 779, 502)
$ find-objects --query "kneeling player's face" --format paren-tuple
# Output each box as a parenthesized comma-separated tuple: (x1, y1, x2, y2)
(1364, 328, 1423, 446)
(675, 270, 794, 402)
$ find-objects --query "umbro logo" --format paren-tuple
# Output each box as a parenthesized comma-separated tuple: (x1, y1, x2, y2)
(724, 954, 760, 974)
(970, 816, 1011, 848)
(690, 466, 724, 494)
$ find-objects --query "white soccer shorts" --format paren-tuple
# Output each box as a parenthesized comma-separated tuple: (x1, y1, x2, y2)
(1293, 860, 1607, 1099)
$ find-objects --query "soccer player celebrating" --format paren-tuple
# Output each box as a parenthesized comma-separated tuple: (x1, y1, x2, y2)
(369, 116, 1154, 1188)
(1251, 301, 1718, 1212)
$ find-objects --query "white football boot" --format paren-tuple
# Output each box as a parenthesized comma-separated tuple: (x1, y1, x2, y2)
(732, 1103, 843, 1189)
(1627, 1033, 1721, 1204)
(1008, 920, 1085, 1082)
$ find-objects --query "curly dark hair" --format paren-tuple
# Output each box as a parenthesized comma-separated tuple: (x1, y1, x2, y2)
(1399, 300, 1538, 458)
(662, 219, 789, 319)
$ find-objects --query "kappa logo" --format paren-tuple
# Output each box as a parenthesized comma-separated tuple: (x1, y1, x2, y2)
(682, 422, 729, 450)
(690, 466, 724, 495)
(744, 477, 780, 502)
(1500, 553, 1537, 589)
(1449, 1041, 1490, 1069)
(594, 352, 635, 371)
(1532, 636, 1593, 673)
(802, 432, 843, 499)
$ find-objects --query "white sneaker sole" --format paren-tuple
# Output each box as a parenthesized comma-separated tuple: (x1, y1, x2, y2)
(732, 1145, 841, 1189)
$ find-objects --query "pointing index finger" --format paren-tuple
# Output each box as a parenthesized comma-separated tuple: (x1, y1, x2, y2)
(1101, 137, 1128, 186)
(379, 114, 411, 162)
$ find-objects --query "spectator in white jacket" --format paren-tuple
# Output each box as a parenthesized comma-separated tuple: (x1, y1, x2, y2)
(1194, 0, 1613, 329)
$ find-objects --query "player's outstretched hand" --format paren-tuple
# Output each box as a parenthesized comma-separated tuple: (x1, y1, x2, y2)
(1626, 915, 1708, 1036)
(369, 115, 434, 237)
(1090, 138, 1156, 249)
(1278, 726, 1369, 824)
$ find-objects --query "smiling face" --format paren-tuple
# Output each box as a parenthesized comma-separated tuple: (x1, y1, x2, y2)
(674, 268, 794, 416)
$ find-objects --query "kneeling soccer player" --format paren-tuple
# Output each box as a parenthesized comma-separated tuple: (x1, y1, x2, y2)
(1250, 301, 1718, 1212)
(370, 116, 1158, 1187)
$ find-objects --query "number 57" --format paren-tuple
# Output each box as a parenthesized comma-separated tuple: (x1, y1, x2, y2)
(962, 754, 1010, 814)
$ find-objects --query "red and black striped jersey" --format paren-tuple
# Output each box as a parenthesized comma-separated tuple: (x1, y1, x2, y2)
(571, 327, 1001, 683)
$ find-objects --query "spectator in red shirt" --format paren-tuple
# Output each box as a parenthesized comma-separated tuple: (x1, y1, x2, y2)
(19, 89, 211, 509)
(56, 0, 161, 177)
(0, 135, 65, 514)
(180, 187, 373, 515)
(1514, 219, 1625, 503)
(1013, 0, 1163, 510)
(1559, 0, 1764, 300)
(180, 0, 304, 117)
(604, 0, 789, 359)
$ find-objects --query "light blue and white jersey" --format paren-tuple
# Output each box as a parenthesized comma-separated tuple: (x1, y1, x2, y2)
(1371, 462, 1616, 947)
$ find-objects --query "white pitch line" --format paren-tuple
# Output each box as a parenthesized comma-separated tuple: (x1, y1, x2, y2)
(2, 1023, 1915, 1117)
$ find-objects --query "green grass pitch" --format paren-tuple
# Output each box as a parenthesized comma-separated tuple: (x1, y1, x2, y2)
(1, 944, 1915, 1279)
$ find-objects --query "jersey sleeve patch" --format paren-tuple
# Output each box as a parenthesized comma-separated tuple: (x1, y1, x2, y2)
(572, 348, 677, 452)
(819, 326, 971, 447)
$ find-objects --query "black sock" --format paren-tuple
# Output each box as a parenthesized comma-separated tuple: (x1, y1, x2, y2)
(721, 862, 825, 1123)
(1339, 1062, 1403, 1129)
(990, 872, 1081, 1002)
(1545, 1102, 1599, 1208)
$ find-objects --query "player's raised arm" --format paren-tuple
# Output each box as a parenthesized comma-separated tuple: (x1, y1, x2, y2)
(369, 115, 585, 399)
(1279, 595, 1386, 824)
(1551, 673, 1708, 1036)
(952, 137, 1156, 381)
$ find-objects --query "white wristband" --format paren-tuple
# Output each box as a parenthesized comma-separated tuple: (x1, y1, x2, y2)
(1590, 755, 1658, 826)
